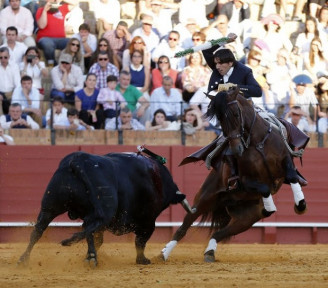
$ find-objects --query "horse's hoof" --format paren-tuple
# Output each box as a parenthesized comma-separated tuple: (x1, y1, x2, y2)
(136, 257, 151, 265)
(294, 199, 307, 215)
(61, 239, 72, 246)
(262, 208, 275, 217)
(204, 250, 215, 263)
(17, 257, 29, 267)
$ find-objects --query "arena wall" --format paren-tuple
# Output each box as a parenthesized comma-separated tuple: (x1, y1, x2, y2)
(0, 146, 327, 244)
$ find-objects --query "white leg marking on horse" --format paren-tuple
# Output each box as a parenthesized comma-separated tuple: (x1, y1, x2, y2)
(262, 194, 277, 212)
(204, 238, 217, 254)
(161, 240, 177, 261)
(291, 182, 304, 205)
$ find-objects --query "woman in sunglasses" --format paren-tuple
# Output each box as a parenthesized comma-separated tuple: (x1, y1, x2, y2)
(89, 38, 119, 69)
(122, 36, 150, 71)
(60, 38, 84, 72)
(151, 55, 178, 93)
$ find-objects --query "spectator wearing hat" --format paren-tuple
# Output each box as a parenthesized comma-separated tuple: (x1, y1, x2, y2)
(175, 18, 200, 49)
(35, 0, 78, 66)
(131, 14, 160, 55)
(284, 105, 315, 134)
(50, 52, 84, 104)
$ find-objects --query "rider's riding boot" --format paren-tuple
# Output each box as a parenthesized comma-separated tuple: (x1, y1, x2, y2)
(225, 155, 239, 190)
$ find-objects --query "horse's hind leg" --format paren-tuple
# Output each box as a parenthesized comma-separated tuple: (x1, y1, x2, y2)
(204, 203, 263, 263)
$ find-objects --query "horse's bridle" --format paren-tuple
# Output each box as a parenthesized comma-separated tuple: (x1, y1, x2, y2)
(225, 99, 257, 149)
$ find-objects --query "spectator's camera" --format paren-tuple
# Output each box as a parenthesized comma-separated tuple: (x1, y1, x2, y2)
(49, 3, 60, 13)
(26, 55, 36, 63)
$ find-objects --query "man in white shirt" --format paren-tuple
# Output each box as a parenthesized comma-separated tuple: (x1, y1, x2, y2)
(0, 0, 36, 47)
(150, 75, 183, 121)
(45, 96, 68, 129)
(0, 26, 27, 65)
(0, 102, 39, 129)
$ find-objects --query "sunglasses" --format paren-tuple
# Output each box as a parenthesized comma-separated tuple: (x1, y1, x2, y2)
(158, 60, 169, 64)
(169, 37, 178, 41)
(98, 58, 108, 61)
(99, 44, 108, 47)
(61, 61, 70, 65)
(132, 55, 142, 58)
(133, 41, 143, 44)
(0, 56, 8, 59)
(192, 38, 201, 41)
(71, 43, 80, 47)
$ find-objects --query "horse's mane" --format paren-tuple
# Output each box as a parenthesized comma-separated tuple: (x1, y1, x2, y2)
(204, 91, 229, 123)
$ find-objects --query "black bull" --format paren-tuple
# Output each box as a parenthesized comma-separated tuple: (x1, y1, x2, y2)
(18, 151, 190, 266)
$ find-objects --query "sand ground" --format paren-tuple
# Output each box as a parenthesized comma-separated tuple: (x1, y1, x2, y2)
(1, 242, 327, 288)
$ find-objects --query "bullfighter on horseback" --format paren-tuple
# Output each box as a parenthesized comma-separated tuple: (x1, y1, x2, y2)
(181, 33, 309, 215)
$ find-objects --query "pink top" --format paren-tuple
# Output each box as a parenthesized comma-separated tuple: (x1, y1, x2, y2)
(97, 88, 127, 110)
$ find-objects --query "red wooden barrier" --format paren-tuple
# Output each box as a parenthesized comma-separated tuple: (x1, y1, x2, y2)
(0, 146, 327, 244)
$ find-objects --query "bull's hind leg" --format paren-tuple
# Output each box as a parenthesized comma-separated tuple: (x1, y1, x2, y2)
(135, 226, 157, 265)
(17, 210, 57, 266)
(204, 203, 263, 263)
(84, 230, 104, 268)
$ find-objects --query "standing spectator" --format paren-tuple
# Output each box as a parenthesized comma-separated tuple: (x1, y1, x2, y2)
(0, 123, 15, 145)
(0, 47, 20, 113)
(152, 30, 185, 71)
(45, 96, 67, 128)
(50, 53, 84, 104)
(97, 75, 127, 119)
(19, 46, 48, 93)
(105, 106, 145, 130)
(90, 37, 119, 70)
(116, 70, 150, 124)
(131, 14, 160, 55)
(75, 73, 102, 129)
(151, 55, 178, 93)
(0, 26, 27, 65)
(0, 0, 35, 47)
(88, 51, 119, 89)
(72, 23, 97, 72)
(122, 36, 150, 71)
(11, 75, 43, 127)
(35, 0, 78, 66)
(92, 0, 121, 39)
(129, 50, 151, 97)
(103, 21, 131, 70)
(150, 75, 183, 121)
(181, 51, 211, 103)
(0, 102, 39, 129)
(60, 38, 84, 72)
(178, 0, 210, 29)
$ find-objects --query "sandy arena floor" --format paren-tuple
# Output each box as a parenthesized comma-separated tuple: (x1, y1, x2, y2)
(0, 242, 327, 288)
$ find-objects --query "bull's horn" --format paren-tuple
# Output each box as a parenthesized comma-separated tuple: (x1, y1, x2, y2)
(176, 191, 196, 214)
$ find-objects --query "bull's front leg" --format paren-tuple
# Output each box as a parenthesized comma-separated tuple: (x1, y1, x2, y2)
(85, 233, 98, 268)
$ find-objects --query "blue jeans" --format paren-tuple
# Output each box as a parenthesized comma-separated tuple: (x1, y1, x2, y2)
(37, 37, 69, 63)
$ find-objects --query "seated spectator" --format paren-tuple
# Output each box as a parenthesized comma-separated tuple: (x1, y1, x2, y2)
(129, 49, 151, 97)
(60, 37, 84, 72)
(122, 35, 150, 71)
(11, 75, 43, 127)
(316, 71, 328, 111)
(0, 102, 39, 129)
(45, 96, 67, 129)
(0, 26, 27, 65)
(0, 47, 20, 114)
(131, 14, 160, 55)
(317, 5, 328, 36)
(151, 30, 186, 71)
(75, 73, 102, 129)
(103, 21, 131, 70)
(72, 23, 97, 72)
(97, 75, 127, 119)
(181, 51, 211, 103)
(64, 4, 84, 36)
(0, 122, 15, 145)
(116, 70, 150, 124)
(60, 107, 94, 130)
(35, 0, 78, 66)
(145, 108, 178, 131)
(0, 0, 36, 47)
(89, 51, 119, 89)
(90, 37, 119, 69)
(150, 75, 183, 121)
(178, 0, 209, 29)
(50, 53, 84, 104)
(284, 105, 315, 133)
(19, 46, 48, 94)
(318, 108, 328, 134)
(105, 106, 145, 130)
(181, 107, 203, 135)
(175, 18, 199, 49)
(151, 55, 178, 93)
(92, 0, 120, 39)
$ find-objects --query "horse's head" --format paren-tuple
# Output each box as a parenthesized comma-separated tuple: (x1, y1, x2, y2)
(205, 86, 252, 157)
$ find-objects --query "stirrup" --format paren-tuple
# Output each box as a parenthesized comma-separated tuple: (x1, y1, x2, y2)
(228, 175, 239, 190)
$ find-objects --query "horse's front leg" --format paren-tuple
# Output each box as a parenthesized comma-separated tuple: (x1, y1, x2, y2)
(204, 203, 263, 263)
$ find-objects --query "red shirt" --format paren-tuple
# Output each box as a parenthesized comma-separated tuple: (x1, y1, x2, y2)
(36, 4, 69, 41)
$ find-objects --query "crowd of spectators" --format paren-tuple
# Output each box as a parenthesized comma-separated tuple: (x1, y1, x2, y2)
(0, 0, 327, 143)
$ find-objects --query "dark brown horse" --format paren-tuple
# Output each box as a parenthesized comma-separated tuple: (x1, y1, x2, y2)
(161, 86, 308, 262)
